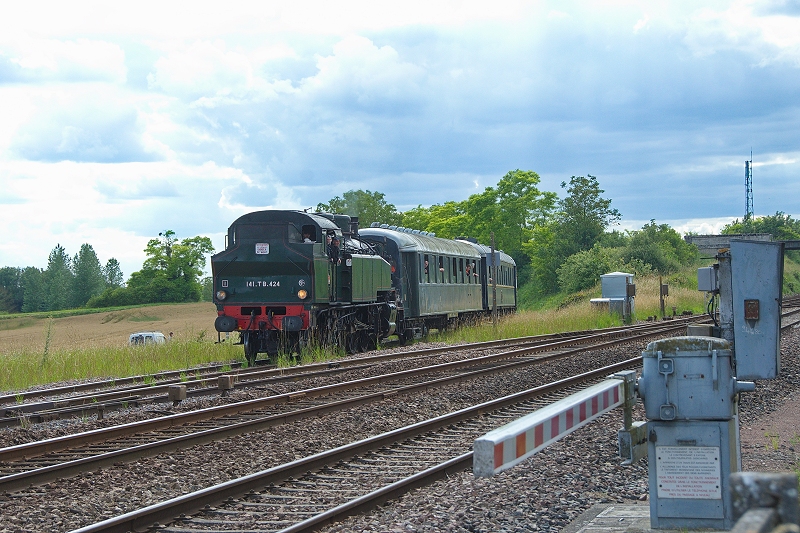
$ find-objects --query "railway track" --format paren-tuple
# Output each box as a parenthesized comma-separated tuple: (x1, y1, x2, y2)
(70, 359, 638, 533)
(64, 311, 800, 533)
(0, 321, 692, 493)
(0, 319, 701, 427)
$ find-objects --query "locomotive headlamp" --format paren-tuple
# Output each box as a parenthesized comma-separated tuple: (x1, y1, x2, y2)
(215, 290, 228, 301)
(297, 289, 308, 300)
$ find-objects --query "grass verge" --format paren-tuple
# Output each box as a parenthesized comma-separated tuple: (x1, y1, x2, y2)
(0, 268, 768, 392)
(0, 339, 243, 392)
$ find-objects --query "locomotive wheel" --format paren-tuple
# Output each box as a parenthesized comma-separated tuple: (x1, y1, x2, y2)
(354, 331, 368, 353)
(362, 331, 377, 352)
(346, 330, 360, 354)
(243, 332, 258, 366)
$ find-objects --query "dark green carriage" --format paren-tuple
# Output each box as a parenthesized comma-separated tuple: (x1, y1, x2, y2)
(359, 227, 485, 339)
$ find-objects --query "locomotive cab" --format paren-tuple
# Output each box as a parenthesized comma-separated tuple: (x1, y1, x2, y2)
(212, 210, 394, 364)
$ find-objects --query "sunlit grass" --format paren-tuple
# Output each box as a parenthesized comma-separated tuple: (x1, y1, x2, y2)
(0, 302, 179, 324)
(0, 339, 244, 393)
(0, 269, 714, 392)
(631, 272, 707, 319)
(276, 339, 345, 368)
(437, 306, 619, 345)
(437, 271, 708, 344)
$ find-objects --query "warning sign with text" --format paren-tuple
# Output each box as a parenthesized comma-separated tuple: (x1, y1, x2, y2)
(656, 446, 721, 499)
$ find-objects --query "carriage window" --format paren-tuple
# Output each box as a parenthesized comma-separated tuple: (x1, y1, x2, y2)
(423, 254, 430, 283)
(288, 225, 302, 242)
(438, 256, 445, 283)
(301, 225, 316, 243)
(452, 258, 457, 283)
(459, 258, 464, 283)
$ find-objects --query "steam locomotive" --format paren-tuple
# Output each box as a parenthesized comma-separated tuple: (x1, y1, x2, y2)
(212, 210, 516, 364)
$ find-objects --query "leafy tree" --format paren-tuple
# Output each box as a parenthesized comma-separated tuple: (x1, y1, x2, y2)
(556, 245, 625, 293)
(417, 202, 471, 239)
(202, 276, 214, 302)
(44, 245, 73, 311)
(21, 267, 46, 313)
(71, 244, 105, 308)
(90, 231, 214, 306)
(130, 231, 214, 302)
(103, 258, 124, 289)
(399, 205, 433, 231)
(597, 230, 628, 248)
(524, 223, 560, 293)
(0, 267, 23, 313)
(526, 174, 619, 295)
(0, 288, 13, 313)
(555, 175, 621, 257)
(622, 220, 698, 274)
(722, 212, 800, 241)
(399, 170, 556, 280)
(317, 190, 402, 227)
(459, 170, 557, 260)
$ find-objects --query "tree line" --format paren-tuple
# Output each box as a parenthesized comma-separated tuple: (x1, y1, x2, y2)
(315, 177, 799, 298)
(0, 231, 213, 313)
(318, 171, 702, 297)
(0, 245, 123, 313)
(4, 170, 797, 314)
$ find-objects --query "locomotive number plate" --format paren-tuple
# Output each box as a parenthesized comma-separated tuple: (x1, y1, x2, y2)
(255, 243, 270, 255)
(247, 280, 280, 287)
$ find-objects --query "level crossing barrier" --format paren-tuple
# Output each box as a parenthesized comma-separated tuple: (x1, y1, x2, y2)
(473, 377, 626, 477)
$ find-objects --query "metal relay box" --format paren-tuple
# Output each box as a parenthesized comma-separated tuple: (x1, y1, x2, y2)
(639, 337, 746, 421)
(729, 240, 783, 380)
(697, 266, 717, 292)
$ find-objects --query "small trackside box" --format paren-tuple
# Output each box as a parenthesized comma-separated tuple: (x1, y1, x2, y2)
(640, 337, 735, 421)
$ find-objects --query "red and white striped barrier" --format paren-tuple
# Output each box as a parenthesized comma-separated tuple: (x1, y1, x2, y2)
(473, 379, 624, 477)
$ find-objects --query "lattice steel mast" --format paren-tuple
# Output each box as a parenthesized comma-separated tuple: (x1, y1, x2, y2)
(745, 150, 753, 221)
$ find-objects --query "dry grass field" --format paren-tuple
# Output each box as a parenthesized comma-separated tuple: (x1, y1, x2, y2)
(0, 303, 219, 355)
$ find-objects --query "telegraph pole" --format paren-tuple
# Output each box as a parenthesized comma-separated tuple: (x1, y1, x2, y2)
(491, 232, 497, 329)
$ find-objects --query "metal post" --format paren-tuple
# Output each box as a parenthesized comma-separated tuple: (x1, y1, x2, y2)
(659, 275, 665, 319)
(491, 232, 497, 329)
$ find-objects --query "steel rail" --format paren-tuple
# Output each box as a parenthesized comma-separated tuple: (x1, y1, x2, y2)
(68, 358, 640, 533)
(0, 321, 685, 465)
(0, 361, 252, 406)
(277, 452, 475, 533)
(0, 322, 680, 492)
(0, 319, 695, 428)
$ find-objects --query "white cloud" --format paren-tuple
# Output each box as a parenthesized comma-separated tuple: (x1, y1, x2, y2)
(633, 14, 650, 33)
(619, 217, 739, 236)
(684, 1, 800, 66)
(148, 41, 258, 99)
(0, 159, 255, 275)
(300, 35, 425, 106)
(0, 33, 126, 82)
(1, 0, 800, 280)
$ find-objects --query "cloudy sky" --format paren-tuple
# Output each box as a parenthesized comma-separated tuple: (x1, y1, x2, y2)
(1, 1, 799, 278)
